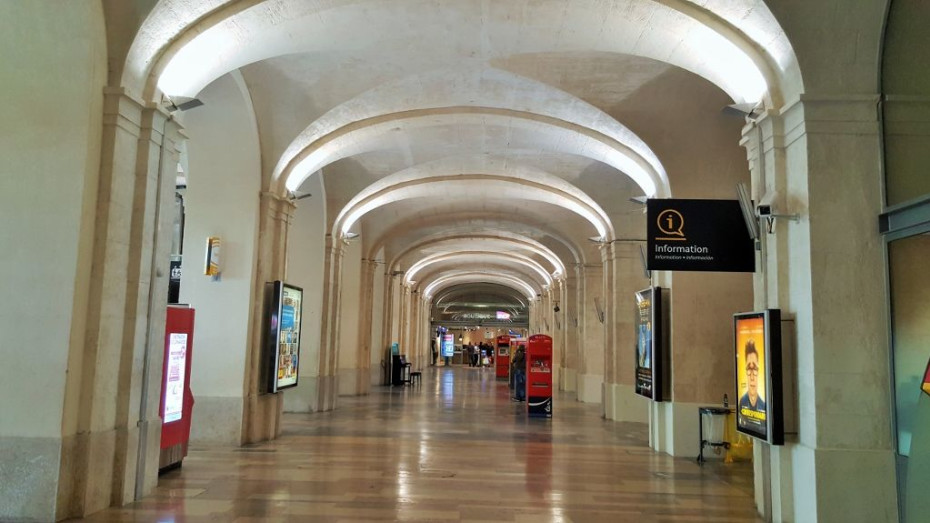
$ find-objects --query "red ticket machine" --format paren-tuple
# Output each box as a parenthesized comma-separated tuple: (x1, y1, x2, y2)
(159, 305, 195, 471)
(496, 335, 511, 378)
(526, 334, 553, 418)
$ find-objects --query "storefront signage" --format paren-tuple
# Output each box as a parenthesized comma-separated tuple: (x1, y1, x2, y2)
(647, 199, 754, 272)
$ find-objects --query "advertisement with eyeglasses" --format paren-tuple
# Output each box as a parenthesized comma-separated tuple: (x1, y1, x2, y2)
(734, 310, 784, 444)
(735, 313, 769, 440)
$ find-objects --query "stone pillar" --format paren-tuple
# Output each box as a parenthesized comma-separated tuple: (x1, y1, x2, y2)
(742, 97, 897, 522)
(242, 193, 294, 441)
(353, 259, 379, 395)
(550, 280, 564, 388)
(560, 268, 581, 392)
(57, 91, 181, 518)
(398, 286, 410, 357)
(604, 243, 650, 423)
(380, 272, 399, 357)
(578, 263, 604, 404)
(315, 235, 344, 411)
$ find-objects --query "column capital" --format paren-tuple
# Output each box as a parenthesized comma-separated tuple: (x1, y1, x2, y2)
(261, 191, 297, 225)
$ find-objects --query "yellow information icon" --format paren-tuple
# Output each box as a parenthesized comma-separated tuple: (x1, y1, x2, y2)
(656, 209, 685, 240)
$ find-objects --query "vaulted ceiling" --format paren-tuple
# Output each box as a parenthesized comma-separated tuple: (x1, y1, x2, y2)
(128, 0, 797, 312)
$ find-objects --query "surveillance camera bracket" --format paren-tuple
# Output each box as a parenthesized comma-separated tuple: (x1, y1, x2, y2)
(764, 213, 800, 234)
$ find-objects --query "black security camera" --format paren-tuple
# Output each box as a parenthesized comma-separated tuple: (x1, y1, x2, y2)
(553, 305, 560, 313)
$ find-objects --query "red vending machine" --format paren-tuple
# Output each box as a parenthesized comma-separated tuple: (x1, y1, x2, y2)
(159, 305, 195, 471)
(495, 335, 511, 378)
(526, 334, 553, 418)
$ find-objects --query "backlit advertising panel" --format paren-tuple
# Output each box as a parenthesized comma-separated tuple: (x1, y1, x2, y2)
(442, 334, 455, 357)
(263, 281, 303, 393)
(634, 287, 666, 401)
(163, 333, 187, 423)
(276, 284, 302, 389)
(734, 309, 784, 444)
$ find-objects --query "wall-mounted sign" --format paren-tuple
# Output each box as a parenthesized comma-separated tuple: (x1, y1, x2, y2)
(204, 236, 221, 276)
(168, 259, 182, 304)
(734, 309, 784, 445)
(496, 311, 511, 320)
(647, 199, 754, 272)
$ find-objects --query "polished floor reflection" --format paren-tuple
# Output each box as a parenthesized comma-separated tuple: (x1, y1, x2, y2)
(76, 366, 760, 522)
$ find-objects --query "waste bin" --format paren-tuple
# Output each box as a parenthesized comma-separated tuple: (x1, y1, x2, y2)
(697, 406, 733, 463)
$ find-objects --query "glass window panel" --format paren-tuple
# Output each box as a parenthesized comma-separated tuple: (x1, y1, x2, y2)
(882, 0, 930, 205)
(889, 233, 930, 456)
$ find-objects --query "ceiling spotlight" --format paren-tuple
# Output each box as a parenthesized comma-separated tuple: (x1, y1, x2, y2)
(629, 196, 647, 205)
(588, 236, 606, 244)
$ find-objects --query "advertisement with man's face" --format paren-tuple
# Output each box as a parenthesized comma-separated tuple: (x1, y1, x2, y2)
(634, 288, 655, 399)
(735, 314, 768, 440)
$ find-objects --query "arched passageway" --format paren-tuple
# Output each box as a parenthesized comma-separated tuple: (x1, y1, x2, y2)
(1, 1, 918, 522)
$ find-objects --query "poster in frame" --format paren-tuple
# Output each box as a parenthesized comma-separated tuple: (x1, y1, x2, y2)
(263, 281, 304, 393)
(734, 309, 784, 445)
(634, 287, 668, 401)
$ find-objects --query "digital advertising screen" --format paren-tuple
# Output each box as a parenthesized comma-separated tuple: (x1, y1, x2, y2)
(264, 281, 303, 393)
(734, 309, 784, 444)
(163, 333, 187, 423)
(275, 284, 302, 390)
(634, 287, 665, 401)
(442, 334, 455, 357)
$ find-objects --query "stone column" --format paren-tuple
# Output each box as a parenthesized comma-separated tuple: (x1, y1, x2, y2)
(314, 235, 344, 412)
(241, 192, 295, 440)
(353, 259, 379, 395)
(56, 91, 181, 517)
(550, 280, 564, 388)
(742, 97, 897, 522)
(560, 268, 581, 392)
(578, 263, 605, 404)
(398, 285, 410, 357)
(603, 243, 650, 422)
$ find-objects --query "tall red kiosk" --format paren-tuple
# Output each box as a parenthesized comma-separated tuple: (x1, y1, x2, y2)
(159, 305, 195, 470)
(526, 334, 553, 418)
(495, 335, 511, 378)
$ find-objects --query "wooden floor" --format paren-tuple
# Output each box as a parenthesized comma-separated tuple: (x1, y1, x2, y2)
(75, 366, 761, 522)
